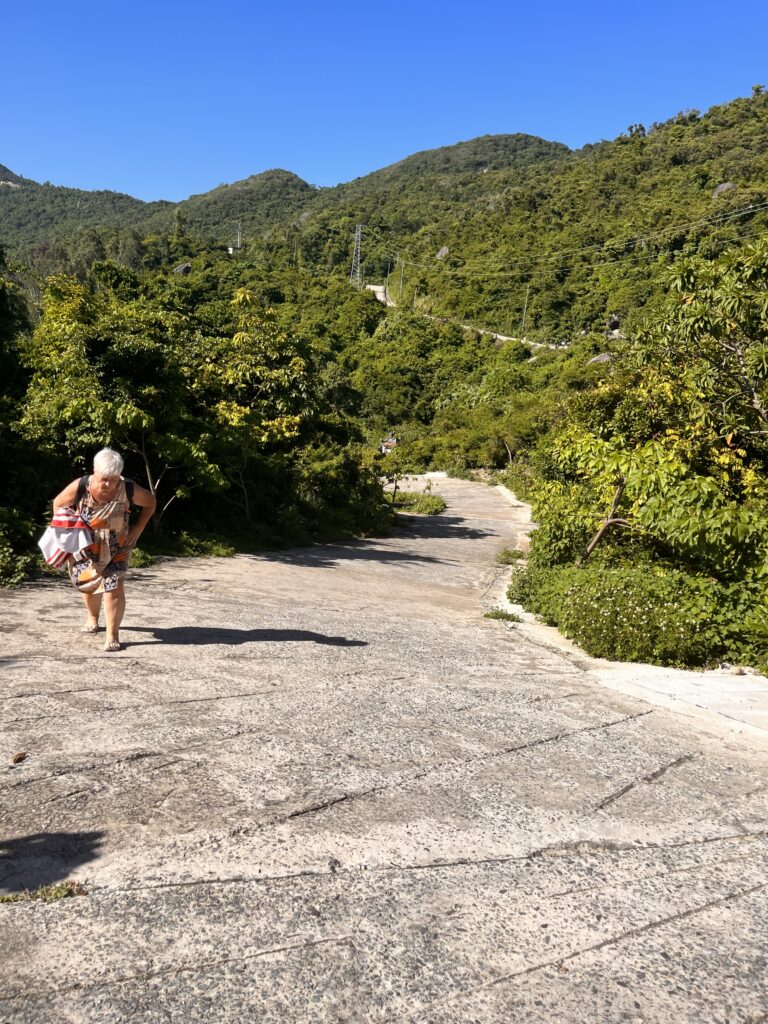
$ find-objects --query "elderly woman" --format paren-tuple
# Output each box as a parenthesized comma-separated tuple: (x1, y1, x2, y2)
(52, 448, 156, 652)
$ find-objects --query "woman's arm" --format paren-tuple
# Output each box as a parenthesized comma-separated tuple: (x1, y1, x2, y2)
(52, 479, 81, 514)
(125, 483, 157, 547)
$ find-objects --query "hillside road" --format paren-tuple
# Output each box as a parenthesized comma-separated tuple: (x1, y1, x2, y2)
(1, 475, 767, 1022)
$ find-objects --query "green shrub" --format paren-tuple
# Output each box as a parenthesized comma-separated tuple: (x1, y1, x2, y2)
(496, 547, 526, 564)
(386, 490, 417, 509)
(509, 557, 768, 670)
(508, 563, 578, 626)
(410, 494, 447, 515)
(176, 532, 236, 557)
(129, 547, 156, 568)
(296, 443, 394, 538)
(496, 463, 536, 501)
(524, 480, 599, 568)
(0, 522, 36, 587)
(0, 537, 29, 586)
(484, 608, 523, 622)
(389, 491, 447, 515)
(443, 463, 477, 480)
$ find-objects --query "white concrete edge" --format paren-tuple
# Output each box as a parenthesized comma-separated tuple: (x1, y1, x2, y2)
(490, 483, 768, 748)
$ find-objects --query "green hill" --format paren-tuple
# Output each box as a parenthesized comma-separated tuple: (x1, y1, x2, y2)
(0, 168, 170, 251)
(301, 94, 768, 337)
(146, 169, 320, 243)
(2, 89, 768, 339)
(0, 135, 573, 254)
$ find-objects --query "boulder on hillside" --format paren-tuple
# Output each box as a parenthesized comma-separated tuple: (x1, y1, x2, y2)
(712, 182, 736, 198)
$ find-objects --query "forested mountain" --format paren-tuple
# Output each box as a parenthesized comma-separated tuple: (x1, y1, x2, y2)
(0, 165, 319, 253)
(0, 135, 570, 249)
(306, 94, 768, 337)
(4, 90, 768, 339)
(146, 170, 320, 244)
(0, 166, 170, 251)
(2, 88, 768, 673)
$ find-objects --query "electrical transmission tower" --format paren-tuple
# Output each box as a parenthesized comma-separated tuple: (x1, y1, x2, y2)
(349, 224, 363, 289)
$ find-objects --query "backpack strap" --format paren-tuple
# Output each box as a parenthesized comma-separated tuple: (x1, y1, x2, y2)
(75, 475, 89, 506)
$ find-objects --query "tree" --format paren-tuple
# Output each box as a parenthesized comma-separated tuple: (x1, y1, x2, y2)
(527, 242, 768, 576)
(635, 240, 768, 440)
(19, 274, 225, 522)
(0, 252, 30, 393)
(191, 288, 314, 521)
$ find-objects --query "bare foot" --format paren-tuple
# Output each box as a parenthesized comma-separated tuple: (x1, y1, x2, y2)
(80, 621, 100, 633)
(103, 639, 122, 652)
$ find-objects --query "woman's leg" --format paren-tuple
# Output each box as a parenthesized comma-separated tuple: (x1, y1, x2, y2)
(81, 591, 102, 630)
(103, 581, 126, 650)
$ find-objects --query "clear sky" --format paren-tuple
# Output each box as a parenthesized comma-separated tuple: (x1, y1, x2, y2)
(5, 0, 767, 201)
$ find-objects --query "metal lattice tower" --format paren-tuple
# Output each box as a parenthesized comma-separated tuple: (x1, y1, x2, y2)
(349, 224, 363, 289)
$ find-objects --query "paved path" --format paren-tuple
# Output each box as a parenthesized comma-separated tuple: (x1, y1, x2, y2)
(365, 283, 563, 348)
(1, 477, 767, 1023)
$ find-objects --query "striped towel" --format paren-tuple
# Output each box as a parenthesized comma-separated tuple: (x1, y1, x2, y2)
(38, 507, 94, 567)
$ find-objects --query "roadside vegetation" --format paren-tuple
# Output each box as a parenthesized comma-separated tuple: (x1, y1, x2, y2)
(0, 881, 87, 904)
(483, 609, 523, 623)
(1, 88, 767, 671)
(506, 242, 768, 672)
(388, 491, 447, 515)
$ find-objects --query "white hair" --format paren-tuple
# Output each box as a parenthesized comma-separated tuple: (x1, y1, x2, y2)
(93, 448, 124, 476)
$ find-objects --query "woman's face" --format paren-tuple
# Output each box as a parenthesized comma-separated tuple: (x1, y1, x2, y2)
(93, 472, 120, 494)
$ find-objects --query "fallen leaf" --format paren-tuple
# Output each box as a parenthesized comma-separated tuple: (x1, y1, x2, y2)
(11, 752, 27, 765)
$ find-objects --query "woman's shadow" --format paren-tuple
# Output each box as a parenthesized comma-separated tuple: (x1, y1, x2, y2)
(126, 627, 367, 648)
(1, 831, 105, 893)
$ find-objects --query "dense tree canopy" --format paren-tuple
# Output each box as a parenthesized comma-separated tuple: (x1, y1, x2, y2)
(1, 88, 768, 671)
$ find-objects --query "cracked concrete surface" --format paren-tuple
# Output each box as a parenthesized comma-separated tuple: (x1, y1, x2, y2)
(1, 476, 767, 1023)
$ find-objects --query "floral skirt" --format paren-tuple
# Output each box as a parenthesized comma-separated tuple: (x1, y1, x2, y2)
(69, 531, 131, 594)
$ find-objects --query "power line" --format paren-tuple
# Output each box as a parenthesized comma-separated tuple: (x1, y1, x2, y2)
(367, 225, 768, 346)
(376, 227, 768, 289)
(371, 201, 768, 266)
(369, 220, 768, 281)
(363, 202, 768, 278)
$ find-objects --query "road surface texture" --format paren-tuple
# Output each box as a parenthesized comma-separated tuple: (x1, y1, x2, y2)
(1, 476, 767, 1023)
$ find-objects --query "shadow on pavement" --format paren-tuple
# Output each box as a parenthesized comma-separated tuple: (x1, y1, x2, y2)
(392, 514, 494, 540)
(259, 516, 493, 569)
(126, 627, 367, 647)
(259, 544, 442, 569)
(0, 831, 105, 893)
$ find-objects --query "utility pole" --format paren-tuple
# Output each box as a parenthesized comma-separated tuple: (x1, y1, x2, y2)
(236, 222, 242, 249)
(520, 284, 530, 338)
(349, 224, 363, 289)
(398, 256, 405, 304)
(385, 259, 391, 303)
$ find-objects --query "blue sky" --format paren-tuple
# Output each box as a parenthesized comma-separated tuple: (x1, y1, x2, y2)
(5, 0, 767, 201)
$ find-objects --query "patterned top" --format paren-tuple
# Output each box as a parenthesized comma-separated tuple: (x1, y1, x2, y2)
(69, 477, 132, 594)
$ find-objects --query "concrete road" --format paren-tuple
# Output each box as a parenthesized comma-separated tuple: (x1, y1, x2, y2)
(1, 477, 766, 1023)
